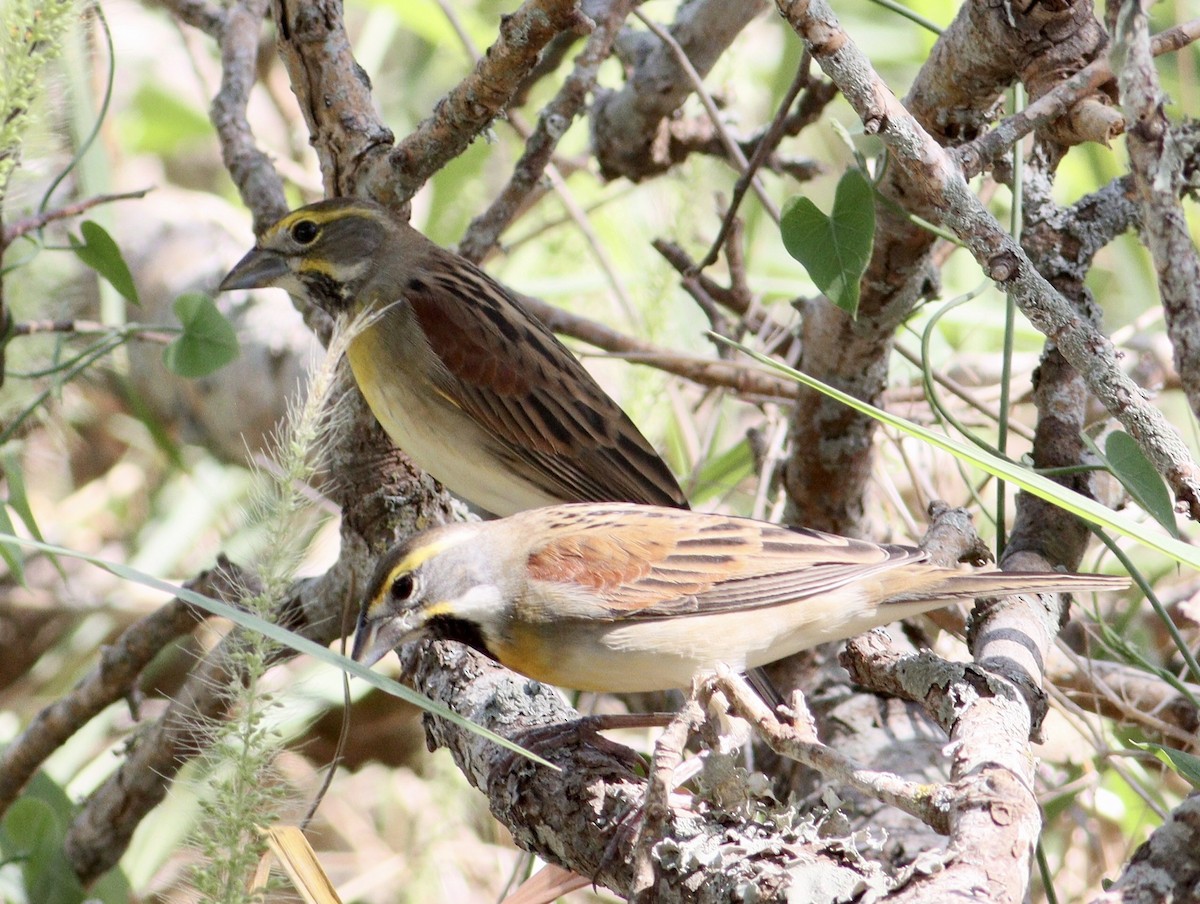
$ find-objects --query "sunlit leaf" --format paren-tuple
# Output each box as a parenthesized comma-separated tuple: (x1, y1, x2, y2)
(0, 506, 24, 583)
(163, 293, 240, 378)
(780, 168, 875, 318)
(689, 438, 755, 507)
(122, 84, 211, 154)
(70, 220, 139, 305)
(2, 450, 44, 543)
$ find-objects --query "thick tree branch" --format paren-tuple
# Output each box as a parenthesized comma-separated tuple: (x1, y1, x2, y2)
(997, 155, 1089, 562)
(780, 0, 1111, 537)
(958, 20, 1200, 178)
(270, 0, 395, 198)
(837, 501, 1098, 902)
(459, 0, 633, 262)
(401, 640, 904, 902)
(211, 0, 288, 230)
(383, 0, 589, 203)
(1115, 0, 1200, 425)
(776, 0, 1200, 520)
(590, 0, 767, 181)
(271, 0, 586, 204)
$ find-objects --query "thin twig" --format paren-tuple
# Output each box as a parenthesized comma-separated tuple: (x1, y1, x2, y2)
(152, 0, 226, 35)
(630, 698, 702, 900)
(632, 8, 780, 223)
(2, 189, 151, 245)
(1115, 2, 1200, 427)
(709, 668, 953, 833)
(9, 319, 173, 344)
(459, 0, 633, 262)
(212, 0, 288, 229)
(695, 54, 812, 271)
(382, 0, 588, 202)
(958, 19, 1200, 178)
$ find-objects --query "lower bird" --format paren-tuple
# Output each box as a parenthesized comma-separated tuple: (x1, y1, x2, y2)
(351, 503, 1128, 693)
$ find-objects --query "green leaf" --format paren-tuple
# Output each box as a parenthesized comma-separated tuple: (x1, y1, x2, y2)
(1, 801, 82, 904)
(2, 450, 44, 543)
(2, 799, 79, 904)
(0, 772, 133, 904)
(69, 220, 139, 305)
(0, 506, 24, 584)
(1130, 741, 1200, 789)
(0, 532, 555, 770)
(689, 438, 755, 507)
(162, 293, 240, 378)
(1104, 431, 1179, 538)
(780, 168, 876, 318)
(715, 334, 1200, 572)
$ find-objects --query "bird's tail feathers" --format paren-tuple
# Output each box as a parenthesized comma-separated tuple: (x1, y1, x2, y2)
(890, 570, 1128, 604)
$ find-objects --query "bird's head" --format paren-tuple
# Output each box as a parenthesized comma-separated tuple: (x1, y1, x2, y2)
(219, 198, 397, 315)
(351, 522, 506, 667)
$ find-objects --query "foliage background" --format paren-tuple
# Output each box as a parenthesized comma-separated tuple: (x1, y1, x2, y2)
(1, 0, 1198, 900)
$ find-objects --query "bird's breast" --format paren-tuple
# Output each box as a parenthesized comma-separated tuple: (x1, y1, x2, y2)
(344, 320, 562, 515)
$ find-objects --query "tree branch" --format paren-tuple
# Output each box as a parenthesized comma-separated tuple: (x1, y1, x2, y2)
(1115, 0, 1200, 425)
(459, 0, 633, 262)
(776, 0, 1200, 520)
(212, 0, 288, 230)
(1088, 793, 1200, 904)
(590, 0, 767, 181)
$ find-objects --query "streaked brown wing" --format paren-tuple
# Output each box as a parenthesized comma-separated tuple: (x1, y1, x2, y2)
(405, 257, 687, 508)
(524, 506, 927, 618)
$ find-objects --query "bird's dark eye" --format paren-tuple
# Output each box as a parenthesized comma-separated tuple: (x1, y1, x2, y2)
(390, 573, 416, 602)
(290, 219, 319, 245)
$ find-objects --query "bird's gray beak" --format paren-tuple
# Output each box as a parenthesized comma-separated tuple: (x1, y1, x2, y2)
(351, 611, 422, 668)
(219, 247, 290, 291)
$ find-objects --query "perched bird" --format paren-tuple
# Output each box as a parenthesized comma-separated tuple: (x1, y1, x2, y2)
(219, 198, 686, 516)
(351, 503, 1128, 693)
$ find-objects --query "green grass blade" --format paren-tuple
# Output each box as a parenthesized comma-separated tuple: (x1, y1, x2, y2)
(1, 533, 555, 769)
(716, 336, 1200, 571)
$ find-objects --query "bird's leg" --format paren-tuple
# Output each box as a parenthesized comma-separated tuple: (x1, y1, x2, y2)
(629, 693, 705, 900)
(489, 712, 672, 784)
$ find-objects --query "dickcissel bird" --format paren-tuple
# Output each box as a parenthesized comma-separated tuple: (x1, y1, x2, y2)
(351, 503, 1128, 693)
(219, 198, 686, 516)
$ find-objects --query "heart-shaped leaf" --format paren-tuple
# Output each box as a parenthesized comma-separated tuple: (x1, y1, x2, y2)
(163, 293, 239, 377)
(69, 220, 139, 305)
(781, 168, 876, 318)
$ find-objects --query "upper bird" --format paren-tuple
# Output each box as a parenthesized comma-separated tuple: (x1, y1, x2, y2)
(220, 198, 687, 516)
(351, 503, 1130, 693)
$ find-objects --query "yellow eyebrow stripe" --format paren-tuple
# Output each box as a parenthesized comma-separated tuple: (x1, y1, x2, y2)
(394, 534, 465, 573)
(365, 532, 472, 616)
(273, 207, 353, 232)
